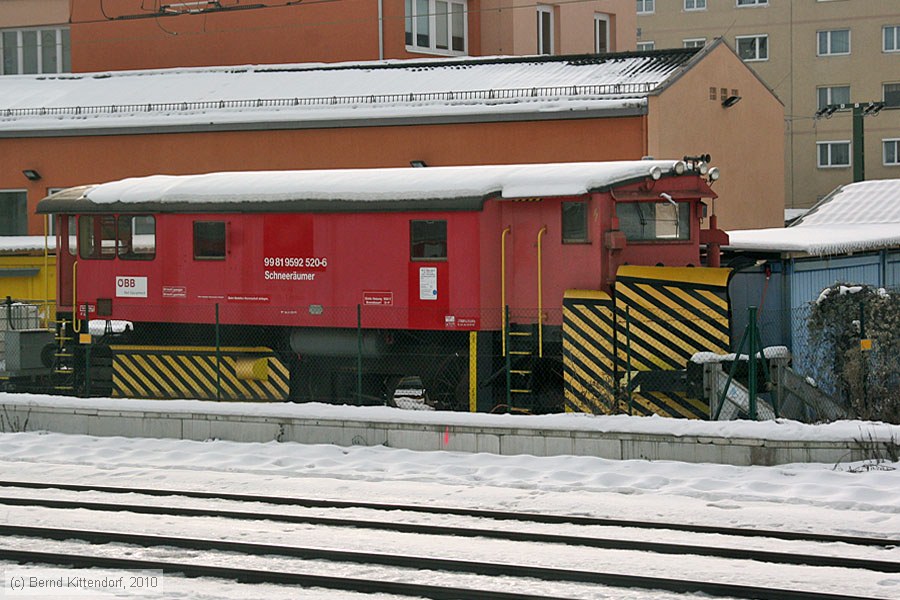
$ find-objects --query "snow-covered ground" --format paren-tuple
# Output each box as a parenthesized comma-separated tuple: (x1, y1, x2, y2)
(0, 415, 898, 599)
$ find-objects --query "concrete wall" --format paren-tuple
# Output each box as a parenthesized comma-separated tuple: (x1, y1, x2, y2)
(0, 400, 871, 466)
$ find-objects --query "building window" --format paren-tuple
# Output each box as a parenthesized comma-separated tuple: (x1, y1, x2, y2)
(410, 220, 447, 260)
(118, 216, 156, 261)
(616, 202, 690, 242)
(737, 0, 767, 6)
(884, 140, 900, 166)
(194, 221, 226, 260)
(885, 83, 900, 107)
(1, 27, 70, 75)
(884, 26, 900, 52)
(637, 41, 655, 51)
(537, 5, 554, 55)
(736, 35, 768, 61)
(817, 141, 851, 168)
(817, 85, 850, 110)
(594, 14, 610, 54)
(0, 191, 27, 235)
(818, 29, 850, 56)
(683, 38, 706, 49)
(561, 202, 589, 243)
(685, 0, 706, 10)
(405, 0, 467, 55)
(637, 0, 654, 15)
(79, 215, 116, 260)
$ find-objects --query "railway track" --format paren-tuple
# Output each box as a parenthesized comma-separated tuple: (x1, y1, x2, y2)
(0, 479, 896, 599)
(1, 479, 895, 547)
(0, 527, 891, 600)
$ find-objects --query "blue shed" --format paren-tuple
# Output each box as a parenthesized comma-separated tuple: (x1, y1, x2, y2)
(724, 179, 900, 375)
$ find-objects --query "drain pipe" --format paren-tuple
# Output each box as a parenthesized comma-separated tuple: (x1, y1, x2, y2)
(378, 0, 384, 60)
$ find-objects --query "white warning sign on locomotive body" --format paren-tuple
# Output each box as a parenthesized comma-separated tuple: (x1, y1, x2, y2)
(419, 267, 437, 300)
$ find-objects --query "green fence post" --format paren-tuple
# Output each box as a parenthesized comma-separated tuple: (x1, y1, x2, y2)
(84, 343, 91, 398)
(748, 306, 758, 420)
(215, 303, 221, 401)
(357, 304, 362, 406)
(505, 305, 511, 413)
(626, 305, 633, 416)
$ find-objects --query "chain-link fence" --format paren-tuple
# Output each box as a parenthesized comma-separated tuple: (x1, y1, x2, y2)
(9, 296, 896, 423)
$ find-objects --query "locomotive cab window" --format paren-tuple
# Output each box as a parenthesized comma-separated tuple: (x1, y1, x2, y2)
(118, 215, 156, 260)
(194, 221, 226, 260)
(561, 201, 589, 243)
(78, 215, 116, 259)
(410, 220, 447, 260)
(616, 201, 690, 241)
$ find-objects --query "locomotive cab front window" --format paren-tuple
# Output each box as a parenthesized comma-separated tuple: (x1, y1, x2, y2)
(78, 215, 116, 259)
(410, 220, 447, 260)
(194, 221, 226, 260)
(616, 201, 690, 241)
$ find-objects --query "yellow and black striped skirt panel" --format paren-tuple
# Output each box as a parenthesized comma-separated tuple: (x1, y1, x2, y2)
(614, 266, 732, 371)
(110, 345, 290, 401)
(562, 290, 616, 414)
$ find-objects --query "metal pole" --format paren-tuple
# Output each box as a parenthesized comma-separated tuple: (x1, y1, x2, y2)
(852, 104, 865, 182)
(860, 301, 867, 411)
(215, 303, 221, 401)
(357, 304, 363, 406)
(626, 305, 633, 415)
(505, 305, 511, 413)
(748, 306, 758, 420)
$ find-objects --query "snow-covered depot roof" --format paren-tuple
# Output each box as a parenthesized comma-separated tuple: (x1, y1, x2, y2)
(0, 49, 701, 135)
(0, 236, 52, 254)
(37, 160, 691, 214)
(726, 179, 900, 255)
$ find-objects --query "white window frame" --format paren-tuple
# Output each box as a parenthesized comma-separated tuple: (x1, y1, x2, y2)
(817, 85, 850, 110)
(537, 5, 554, 55)
(405, 0, 468, 56)
(637, 41, 655, 51)
(594, 13, 610, 54)
(637, 0, 655, 15)
(1, 26, 70, 75)
(736, 0, 767, 6)
(884, 82, 900, 107)
(736, 34, 768, 61)
(683, 38, 706, 49)
(685, 0, 706, 11)
(884, 26, 900, 53)
(817, 141, 851, 168)
(818, 29, 851, 56)
(883, 139, 900, 166)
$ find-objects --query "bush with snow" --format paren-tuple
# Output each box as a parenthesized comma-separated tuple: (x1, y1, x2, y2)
(808, 283, 900, 423)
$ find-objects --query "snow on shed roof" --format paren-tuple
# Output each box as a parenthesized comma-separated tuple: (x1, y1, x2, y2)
(0, 49, 700, 135)
(37, 160, 690, 214)
(727, 179, 900, 255)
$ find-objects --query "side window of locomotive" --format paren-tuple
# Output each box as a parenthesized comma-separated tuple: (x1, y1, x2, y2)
(561, 201, 589, 243)
(616, 202, 690, 241)
(193, 221, 226, 260)
(410, 220, 447, 261)
(78, 215, 116, 259)
(67, 216, 77, 256)
(118, 215, 156, 260)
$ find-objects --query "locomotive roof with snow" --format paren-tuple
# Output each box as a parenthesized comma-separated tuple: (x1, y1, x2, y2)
(1, 48, 703, 135)
(726, 179, 900, 255)
(37, 161, 699, 214)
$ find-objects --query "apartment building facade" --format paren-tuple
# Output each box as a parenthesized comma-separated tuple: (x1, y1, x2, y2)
(637, 0, 900, 212)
